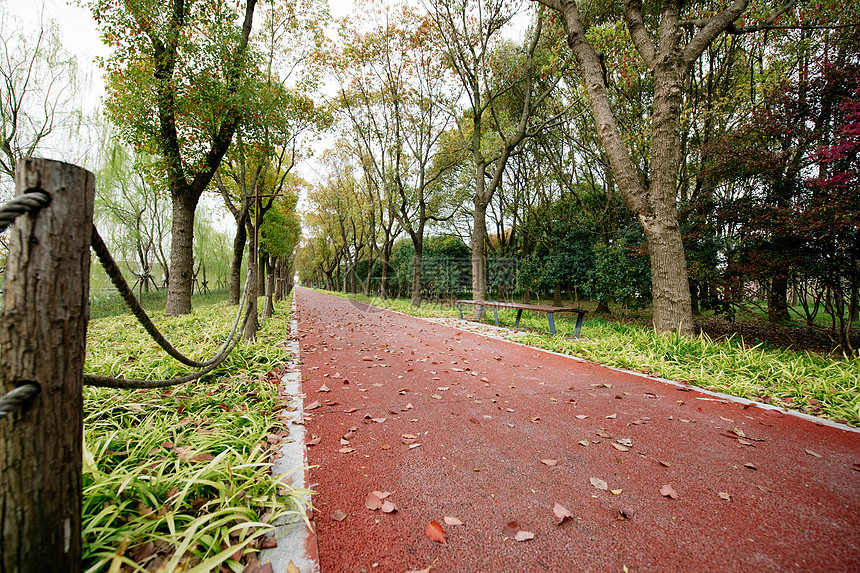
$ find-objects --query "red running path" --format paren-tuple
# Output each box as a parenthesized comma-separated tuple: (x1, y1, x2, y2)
(295, 288, 860, 573)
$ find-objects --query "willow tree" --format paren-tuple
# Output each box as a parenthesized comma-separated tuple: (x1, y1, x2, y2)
(89, 0, 260, 315)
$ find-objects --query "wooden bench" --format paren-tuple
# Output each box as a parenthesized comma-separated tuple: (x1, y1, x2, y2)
(455, 300, 588, 337)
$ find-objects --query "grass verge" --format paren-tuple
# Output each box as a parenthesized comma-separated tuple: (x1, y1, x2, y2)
(325, 291, 860, 427)
(83, 294, 305, 572)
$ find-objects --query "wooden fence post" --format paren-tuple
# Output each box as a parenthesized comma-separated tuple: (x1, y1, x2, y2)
(0, 158, 94, 572)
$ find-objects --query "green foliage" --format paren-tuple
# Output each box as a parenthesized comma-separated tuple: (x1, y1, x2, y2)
(82, 296, 306, 571)
(586, 236, 651, 310)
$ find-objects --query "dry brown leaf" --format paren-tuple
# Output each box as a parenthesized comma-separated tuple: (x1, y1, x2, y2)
(514, 530, 535, 542)
(660, 484, 679, 499)
(553, 503, 572, 524)
(286, 561, 299, 573)
(317, 384, 330, 393)
(344, 407, 358, 413)
(743, 462, 758, 470)
(805, 449, 822, 458)
(305, 401, 321, 411)
(425, 521, 446, 545)
(606, 413, 617, 419)
(853, 463, 860, 472)
(611, 443, 629, 452)
(338, 447, 355, 454)
(365, 492, 383, 510)
(540, 459, 558, 467)
(578, 439, 589, 446)
(590, 477, 608, 491)
(443, 516, 463, 526)
(431, 394, 443, 400)
(718, 492, 732, 501)
(610, 489, 623, 495)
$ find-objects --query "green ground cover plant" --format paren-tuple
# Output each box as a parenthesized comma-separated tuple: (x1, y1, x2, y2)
(329, 291, 860, 426)
(83, 295, 305, 572)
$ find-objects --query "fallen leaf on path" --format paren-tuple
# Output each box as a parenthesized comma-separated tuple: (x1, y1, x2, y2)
(365, 492, 383, 510)
(372, 417, 387, 423)
(553, 503, 572, 524)
(343, 430, 355, 440)
(331, 510, 347, 521)
(306, 435, 320, 446)
(606, 413, 617, 419)
(431, 394, 443, 400)
(338, 447, 355, 454)
(611, 443, 629, 452)
(286, 561, 298, 573)
(718, 492, 732, 501)
(381, 500, 397, 513)
(805, 449, 822, 458)
(610, 489, 623, 495)
(425, 521, 446, 545)
(515, 530, 535, 542)
(575, 415, 589, 420)
(540, 459, 558, 467)
(743, 462, 758, 470)
(660, 484, 679, 499)
(502, 521, 534, 541)
(620, 508, 635, 519)
(305, 401, 321, 411)
(659, 460, 671, 467)
(344, 407, 358, 413)
(578, 440, 589, 446)
(596, 431, 613, 439)
(317, 384, 330, 393)
(853, 463, 860, 472)
(408, 443, 422, 449)
(590, 477, 608, 491)
(381, 444, 391, 450)
(617, 438, 633, 447)
(443, 516, 463, 526)
(405, 569, 430, 573)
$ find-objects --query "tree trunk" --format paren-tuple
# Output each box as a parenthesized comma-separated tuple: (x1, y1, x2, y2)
(411, 234, 424, 307)
(471, 198, 489, 307)
(640, 216, 692, 332)
(165, 193, 196, 315)
(552, 284, 562, 306)
(1, 159, 94, 572)
(768, 274, 790, 322)
(264, 255, 275, 319)
(243, 218, 259, 340)
(380, 244, 391, 299)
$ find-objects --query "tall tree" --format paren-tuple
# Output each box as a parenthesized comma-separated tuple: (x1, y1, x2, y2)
(428, 0, 568, 304)
(90, 0, 260, 315)
(534, 0, 807, 334)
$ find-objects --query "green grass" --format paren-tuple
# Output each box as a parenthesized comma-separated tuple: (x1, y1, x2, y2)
(327, 291, 860, 426)
(83, 294, 305, 572)
(89, 288, 231, 320)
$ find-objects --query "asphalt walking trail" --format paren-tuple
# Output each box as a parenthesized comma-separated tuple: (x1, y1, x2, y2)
(294, 287, 860, 573)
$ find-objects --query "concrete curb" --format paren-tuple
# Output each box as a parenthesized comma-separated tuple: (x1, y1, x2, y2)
(258, 294, 320, 573)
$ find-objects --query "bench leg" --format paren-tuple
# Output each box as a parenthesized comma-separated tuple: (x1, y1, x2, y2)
(573, 312, 585, 338)
(458, 303, 463, 320)
(547, 312, 556, 336)
(493, 306, 499, 326)
(514, 309, 523, 328)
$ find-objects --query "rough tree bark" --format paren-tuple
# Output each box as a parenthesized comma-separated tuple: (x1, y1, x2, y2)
(0, 159, 94, 572)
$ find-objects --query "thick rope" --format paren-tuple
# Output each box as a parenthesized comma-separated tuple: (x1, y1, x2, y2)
(83, 303, 252, 389)
(91, 225, 250, 368)
(0, 190, 51, 233)
(0, 383, 41, 419)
